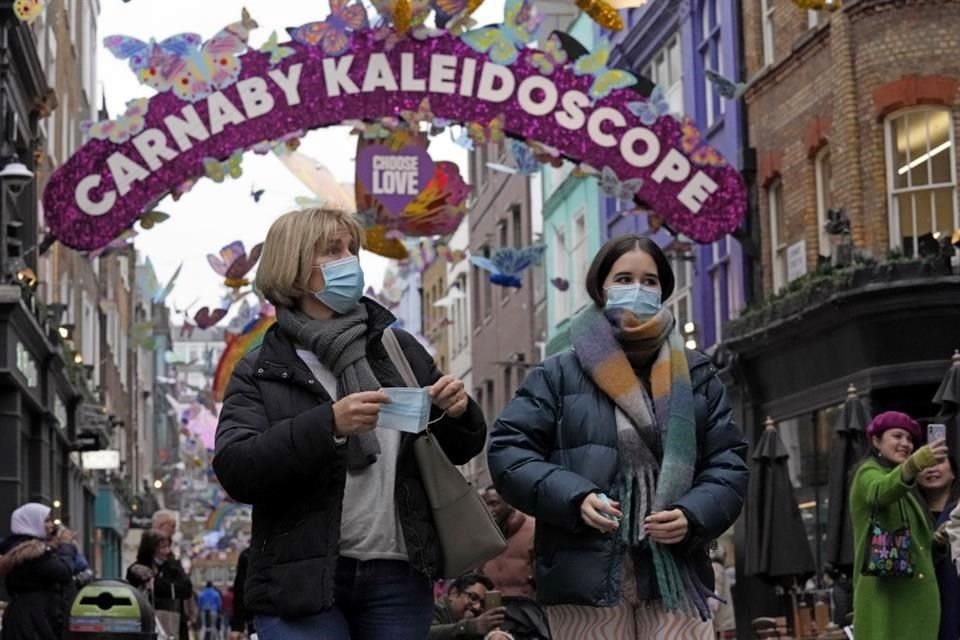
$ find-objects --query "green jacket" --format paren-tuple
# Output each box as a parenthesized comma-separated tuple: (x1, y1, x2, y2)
(850, 457, 939, 640)
(428, 600, 484, 640)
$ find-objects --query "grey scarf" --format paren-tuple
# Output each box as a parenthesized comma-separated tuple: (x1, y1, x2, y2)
(276, 305, 382, 469)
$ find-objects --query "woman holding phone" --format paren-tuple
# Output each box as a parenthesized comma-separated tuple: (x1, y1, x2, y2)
(850, 411, 948, 640)
(214, 208, 486, 639)
(917, 446, 960, 640)
(488, 234, 749, 639)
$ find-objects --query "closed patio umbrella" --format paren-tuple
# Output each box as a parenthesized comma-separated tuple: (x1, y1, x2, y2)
(744, 418, 816, 585)
(823, 384, 870, 572)
(933, 350, 960, 448)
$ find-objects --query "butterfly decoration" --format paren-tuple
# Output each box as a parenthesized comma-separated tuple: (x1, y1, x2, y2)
(193, 307, 229, 330)
(433, 286, 466, 308)
(467, 114, 504, 145)
(444, 10, 478, 36)
(136, 258, 183, 304)
(527, 140, 564, 168)
(251, 130, 303, 156)
(461, 0, 541, 66)
(400, 97, 436, 129)
(431, 0, 484, 28)
(287, 0, 369, 57)
(705, 69, 748, 101)
(14, 0, 43, 23)
(139, 210, 170, 230)
(250, 186, 266, 203)
(598, 165, 644, 201)
(277, 150, 354, 210)
(471, 245, 546, 288)
(371, 0, 439, 46)
(203, 151, 244, 183)
(207, 240, 265, 289)
(573, 37, 636, 101)
(258, 30, 295, 65)
(103, 33, 202, 92)
(347, 120, 393, 140)
(487, 138, 540, 176)
(530, 34, 568, 75)
(451, 126, 475, 151)
(571, 163, 599, 179)
(81, 98, 149, 144)
(679, 117, 726, 167)
(627, 85, 673, 125)
(550, 277, 570, 291)
(171, 177, 198, 202)
(435, 243, 468, 266)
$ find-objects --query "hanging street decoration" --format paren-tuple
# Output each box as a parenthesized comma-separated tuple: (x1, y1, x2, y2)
(356, 141, 435, 217)
(212, 306, 276, 402)
(43, 1, 747, 251)
(207, 240, 264, 290)
(470, 244, 547, 288)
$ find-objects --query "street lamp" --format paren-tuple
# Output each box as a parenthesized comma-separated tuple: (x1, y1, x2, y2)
(59, 323, 74, 340)
(0, 156, 34, 194)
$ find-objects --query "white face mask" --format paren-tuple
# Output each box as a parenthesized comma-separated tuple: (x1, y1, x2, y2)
(604, 284, 662, 317)
(376, 388, 432, 434)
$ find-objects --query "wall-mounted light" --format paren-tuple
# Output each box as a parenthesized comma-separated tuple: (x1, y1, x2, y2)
(53, 499, 61, 509)
(153, 479, 163, 490)
(59, 323, 74, 340)
(73, 353, 83, 365)
(683, 322, 696, 335)
(0, 153, 34, 194)
(15, 266, 37, 289)
(685, 338, 697, 350)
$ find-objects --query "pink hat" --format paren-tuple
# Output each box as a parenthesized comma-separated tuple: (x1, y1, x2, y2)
(866, 411, 921, 442)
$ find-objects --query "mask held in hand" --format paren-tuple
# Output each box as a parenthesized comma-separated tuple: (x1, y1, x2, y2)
(377, 387, 432, 434)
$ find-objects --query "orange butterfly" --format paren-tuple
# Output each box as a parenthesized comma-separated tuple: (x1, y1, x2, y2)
(680, 117, 726, 167)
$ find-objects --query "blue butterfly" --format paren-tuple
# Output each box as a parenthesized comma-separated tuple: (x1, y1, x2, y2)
(487, 139, 540, 176)
(451, 127, 475, 151)
(627, 85, 672, 126)
(250, 185, 265, 203)
(470, 244, 546, 288)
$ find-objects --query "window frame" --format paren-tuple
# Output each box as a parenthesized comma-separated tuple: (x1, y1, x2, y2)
(884, 107, 958, 257)
(761, 0, 775, 67)
(668, 256, 694, 335)
(552, 223, 570, 325)
(814, 148, 833, 258)
(768, 179, 787, 292)
(642, 34, 684, 115)
(698, 0, 723, 127)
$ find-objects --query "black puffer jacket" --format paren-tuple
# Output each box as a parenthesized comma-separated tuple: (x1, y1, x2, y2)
(0, 535, 74, 640)
(488, 349, 748, 607)
(213, 303, 486, 618)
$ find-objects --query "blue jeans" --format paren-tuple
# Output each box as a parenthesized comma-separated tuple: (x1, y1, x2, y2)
(255, 557, 433, 640)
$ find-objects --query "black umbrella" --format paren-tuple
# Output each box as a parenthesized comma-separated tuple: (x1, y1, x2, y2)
(933, 350, 960, 448)
(744, 418, 816, 585)
(823, 384, 870, 573)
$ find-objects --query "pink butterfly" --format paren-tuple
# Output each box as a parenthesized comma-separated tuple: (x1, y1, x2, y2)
(207, 241, 264, 289)
(81, 98, 149, 144)
(287, 0, 368, 56)
(193, 307, 228, 330)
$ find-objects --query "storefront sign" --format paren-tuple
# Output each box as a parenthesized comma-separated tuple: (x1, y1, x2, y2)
(787, 240, 808, 283)
(43, 31, 747, 248)
(81, 450, 121, 470)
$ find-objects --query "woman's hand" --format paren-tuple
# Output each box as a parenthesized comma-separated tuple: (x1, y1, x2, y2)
(645, 509, 689, 545)
(904, 439, 949, 480)
(429, 375, 469, 418)
(580, 493, 622, 532)
(332, 391, 390, 436)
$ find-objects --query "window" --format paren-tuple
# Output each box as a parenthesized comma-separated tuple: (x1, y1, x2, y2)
(481, 246, 493, 319)
(815, 149, 833, 257)
(471, 264, 483, 326)
(699, 0, 722, 127)
(768, 179, 786, 291)
(668, 256, 694, 335)
(502, 366, 512, 407)
(484, 379, 495, 423)
(498, 219, 508, 248)
(453, 274, 468, 354)
(711, 239, 728, 345)
(552, 225, 570, 323)
(886, 108, 957, 257)
(511, 204, 523, 248)
(643, 35, 683, 114)
(761, 0, 775, 67)
(807, 10, 820, 29)
(572, 214, 588, 310)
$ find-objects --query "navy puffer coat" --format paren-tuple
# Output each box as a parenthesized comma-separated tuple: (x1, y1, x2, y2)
(488, 349, 748, 607)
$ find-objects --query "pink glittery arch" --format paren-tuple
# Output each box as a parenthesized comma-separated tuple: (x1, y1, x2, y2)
(43, 31, 747, 251)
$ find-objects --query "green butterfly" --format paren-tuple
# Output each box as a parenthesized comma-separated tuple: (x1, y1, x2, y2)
(203, 151, 244, 183)
(259, 30, 295, 66)
(573, 38, 636, 101)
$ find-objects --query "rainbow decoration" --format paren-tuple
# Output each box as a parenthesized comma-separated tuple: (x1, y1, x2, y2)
(212, 313, 275, 401)
(204, 500, 250, 532)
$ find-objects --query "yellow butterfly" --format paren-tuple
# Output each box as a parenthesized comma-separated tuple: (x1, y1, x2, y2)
(400, 97, 434, 129)
(573, 38, 636, 101)
(139, 210, 170, 230)
(258, 30, 295, 66)
(203, 151, 244, 183)
(467, 114, 505, 145)
(14, 0, 43, 24)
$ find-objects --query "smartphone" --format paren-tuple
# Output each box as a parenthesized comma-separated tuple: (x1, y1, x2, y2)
(928, 423, 947, 443)
(484, 590, 502, 610)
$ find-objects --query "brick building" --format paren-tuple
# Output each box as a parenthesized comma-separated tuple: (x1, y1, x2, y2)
(725, 1, 960, 631)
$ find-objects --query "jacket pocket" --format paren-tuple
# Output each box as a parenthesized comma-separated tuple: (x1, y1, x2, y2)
(267, 557, 336, 617)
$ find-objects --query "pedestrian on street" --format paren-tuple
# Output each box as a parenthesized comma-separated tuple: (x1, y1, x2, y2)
(480, 487, 536, 598)
(229, 548, 254, 640)
(488, 234, 749, 639)
(53, 526, 94, 588)
(198, 581, 223, 640)
(850, 411, 948, 640)
(428, 573, 508, 639)
(0, 503, 73, 640)
(214, 207, 487, 640)
(151, 511, 193, 639)
(132, 530, 193, 640)
(918, 454, 960, 640)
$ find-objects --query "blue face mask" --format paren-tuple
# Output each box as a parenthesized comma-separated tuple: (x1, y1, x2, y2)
(314, 255, 365, 314)
(604, 284, 662, 317)
(377, 388, 431, 434)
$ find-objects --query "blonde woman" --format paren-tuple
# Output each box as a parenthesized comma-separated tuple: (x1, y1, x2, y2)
(214, 208, 487, 640)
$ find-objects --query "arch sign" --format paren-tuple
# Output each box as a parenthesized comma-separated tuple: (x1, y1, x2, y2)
(44, 16, 746, 250)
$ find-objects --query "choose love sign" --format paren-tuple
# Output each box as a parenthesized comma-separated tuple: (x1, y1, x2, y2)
(43, 29, 747, 250)
(356, 144, 434, 216)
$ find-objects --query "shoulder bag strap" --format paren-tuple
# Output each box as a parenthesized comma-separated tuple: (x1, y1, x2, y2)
(382, 328, 420, 388)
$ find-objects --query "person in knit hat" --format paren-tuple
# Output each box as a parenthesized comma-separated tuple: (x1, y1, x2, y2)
(488, 234, 749, 639)
(850, 411, 948, 640)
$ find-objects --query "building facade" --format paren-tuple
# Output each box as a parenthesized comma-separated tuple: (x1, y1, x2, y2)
(724, 0, 960, 632)
(609, 0, 750, 351)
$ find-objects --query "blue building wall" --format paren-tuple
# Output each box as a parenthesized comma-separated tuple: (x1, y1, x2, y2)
(608, 0, 748, 351)
(542, 14, 605, 356)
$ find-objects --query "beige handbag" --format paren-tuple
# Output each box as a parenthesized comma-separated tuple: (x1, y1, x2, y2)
(382, 329, 507, 579)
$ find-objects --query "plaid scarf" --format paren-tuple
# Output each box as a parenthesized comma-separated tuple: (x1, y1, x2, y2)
(571, 304, 711, 619)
